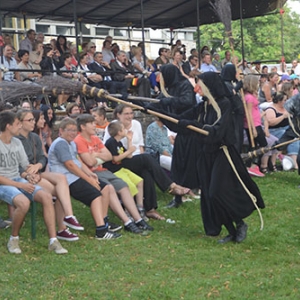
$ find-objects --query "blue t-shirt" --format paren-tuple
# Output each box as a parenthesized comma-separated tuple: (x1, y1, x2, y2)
(200, 63, 217, 73)
(48, 137, 81, 185)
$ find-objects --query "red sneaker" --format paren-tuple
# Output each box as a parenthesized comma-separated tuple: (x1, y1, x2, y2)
(247, 165, 265, 177)
(63, 216, 84, 231)
(57, 228, 79, 242)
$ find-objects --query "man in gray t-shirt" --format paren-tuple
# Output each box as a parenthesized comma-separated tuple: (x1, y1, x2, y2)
(0, 111, 67, 255)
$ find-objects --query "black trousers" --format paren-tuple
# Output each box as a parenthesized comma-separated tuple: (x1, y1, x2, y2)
(122, 153, 173, 211)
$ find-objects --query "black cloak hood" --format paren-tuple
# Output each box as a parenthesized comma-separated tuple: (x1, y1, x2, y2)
(220, 64, 237, 82)
(160, 64, 186, 88)
(198, 72, 226, 100)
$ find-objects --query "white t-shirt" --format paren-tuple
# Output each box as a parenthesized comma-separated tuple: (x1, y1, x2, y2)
(103, 119, 144, 156)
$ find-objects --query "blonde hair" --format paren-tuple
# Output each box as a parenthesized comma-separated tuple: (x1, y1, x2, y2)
(243, 75, 259, 96)
(159, 73, 171, 98)
(197, 80, 221, 126)
(132, 46, 142, 56)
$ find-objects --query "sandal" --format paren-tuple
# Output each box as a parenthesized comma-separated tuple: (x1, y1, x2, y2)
(146, 209, 165, 220)
(168, 183, 190, 196)
(272, 165, 278, 172)
(260, 167, 268, 174)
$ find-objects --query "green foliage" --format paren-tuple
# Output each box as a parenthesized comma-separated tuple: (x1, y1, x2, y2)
(197, 6, 300, 62)
(1, 171, 300, 299)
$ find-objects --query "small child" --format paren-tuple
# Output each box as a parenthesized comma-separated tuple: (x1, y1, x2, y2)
(91, 107, 110, 141)
(104, 121, 145, 213)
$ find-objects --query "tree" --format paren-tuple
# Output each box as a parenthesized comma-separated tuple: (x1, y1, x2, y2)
(197, 5, 300, 63)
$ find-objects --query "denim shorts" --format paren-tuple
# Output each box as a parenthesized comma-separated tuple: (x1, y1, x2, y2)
(269, 127, 300, 155)
(0, 177, 42, 206)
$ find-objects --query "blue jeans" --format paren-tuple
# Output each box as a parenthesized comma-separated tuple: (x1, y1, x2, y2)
(0, 177, 42, 206)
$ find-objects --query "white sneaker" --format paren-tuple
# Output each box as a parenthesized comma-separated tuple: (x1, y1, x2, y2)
(7, 239, 22, 254)
(48, 239, 68, 254)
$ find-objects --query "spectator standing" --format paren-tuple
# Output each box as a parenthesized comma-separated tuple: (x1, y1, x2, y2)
(19, 29, 36, 52)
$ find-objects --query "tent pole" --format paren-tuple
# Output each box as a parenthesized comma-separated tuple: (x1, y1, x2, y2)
(280, 6, 285, 73)
(73, 0, 80, 63)
(239, 0, 245, 70)
(196, 0, 201, 63)
(0, 12, 3, 67)
(140, 0, 146, 69)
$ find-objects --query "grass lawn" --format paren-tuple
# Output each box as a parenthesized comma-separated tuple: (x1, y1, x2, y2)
(0, 171, 300, 299)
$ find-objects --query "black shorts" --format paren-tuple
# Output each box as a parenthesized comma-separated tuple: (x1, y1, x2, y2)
(69, 178, 106, 206)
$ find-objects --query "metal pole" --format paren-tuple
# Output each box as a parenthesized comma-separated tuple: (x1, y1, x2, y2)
(196, 0, 201, 64)
(0, 12, 3, 74)
(239, 0, 245, 69)
(140, 0, 147, 69)
(73, 0, 80, 63)
(280, 7, 285, 73)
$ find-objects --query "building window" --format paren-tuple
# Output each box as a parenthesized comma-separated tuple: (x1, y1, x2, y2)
(56, 26, 74, 36)
(36, 25, 50, 34)
(81, 24, 91, 35)
(114, 29, 128, 37)
(185, 32, 194, 41)
(95, 27, 110, 36)
(132, 30, 149, 39)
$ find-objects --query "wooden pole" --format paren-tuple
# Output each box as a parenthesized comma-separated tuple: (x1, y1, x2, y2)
(103, 92, 209, 136)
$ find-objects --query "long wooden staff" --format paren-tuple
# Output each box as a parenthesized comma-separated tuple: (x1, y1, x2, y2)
(239, 87, 255, 148)
(0, 78, 209, 136)
(101, 90, 208, 136)
(110, 94, 160, 103)
(241, 138, 300, 163)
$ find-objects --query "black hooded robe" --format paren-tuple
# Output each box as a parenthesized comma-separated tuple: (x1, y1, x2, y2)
(179, 72, 265, 236)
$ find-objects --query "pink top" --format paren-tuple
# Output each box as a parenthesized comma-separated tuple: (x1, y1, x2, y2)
(244, 93, 261, 128)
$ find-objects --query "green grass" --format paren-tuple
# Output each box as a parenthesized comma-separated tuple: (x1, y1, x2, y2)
(1, 171, 300, 299)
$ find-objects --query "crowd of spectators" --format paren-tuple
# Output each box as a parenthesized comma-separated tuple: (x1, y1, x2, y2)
(1, 29, 300, 250)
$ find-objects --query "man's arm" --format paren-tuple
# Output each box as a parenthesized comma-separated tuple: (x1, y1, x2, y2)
(64, 160, 100, 190)
(80, 147, 112, 168)
(0, 175, 36, 194)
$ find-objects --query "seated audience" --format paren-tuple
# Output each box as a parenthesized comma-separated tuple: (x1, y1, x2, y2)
(56, 35, 68, 56)
(19, 29, 36, 52)
(132, 46, 160, 95)
(48, 118, 121, 240)
(104, 105, 190, 220)
(200, 51, 217, 73)
(89, 52, 128, 100)
(265, 92, 300, 170)
(146, 118, 173, 171)
(91, 107, 110, 140)
(16, 110, 84, 241)
(110, 50, 151, 98)
(153, 48, 170, 71)
(29, 42, 44, 70)
(0, 111, 67, 254)
(1, 45, 20, 81)
(74, 114, 152, 232)
(102, 40, 115, 63)
(17, 49, 42, 82)
(40, 105, 55, 153)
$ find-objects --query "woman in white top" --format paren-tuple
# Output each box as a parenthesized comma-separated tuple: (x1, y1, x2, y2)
(103, 104, 189, 220)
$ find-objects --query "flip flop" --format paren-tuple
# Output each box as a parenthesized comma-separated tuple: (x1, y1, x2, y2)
(146, 210, 166, 220)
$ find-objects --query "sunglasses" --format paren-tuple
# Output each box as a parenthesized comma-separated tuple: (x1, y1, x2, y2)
(90, 46, 96, 48)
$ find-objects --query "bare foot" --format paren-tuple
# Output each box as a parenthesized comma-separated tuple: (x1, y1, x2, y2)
(168, 183, 190, 196)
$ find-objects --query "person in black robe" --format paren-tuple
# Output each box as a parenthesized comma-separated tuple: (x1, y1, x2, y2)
(176, 72, 265, 243)
(220, 64, 244, 153)
(157, 64, 196, 114)
(149, 63, 197, 208)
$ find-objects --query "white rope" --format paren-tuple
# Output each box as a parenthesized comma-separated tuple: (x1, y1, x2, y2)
(221, 145, 264, 230)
